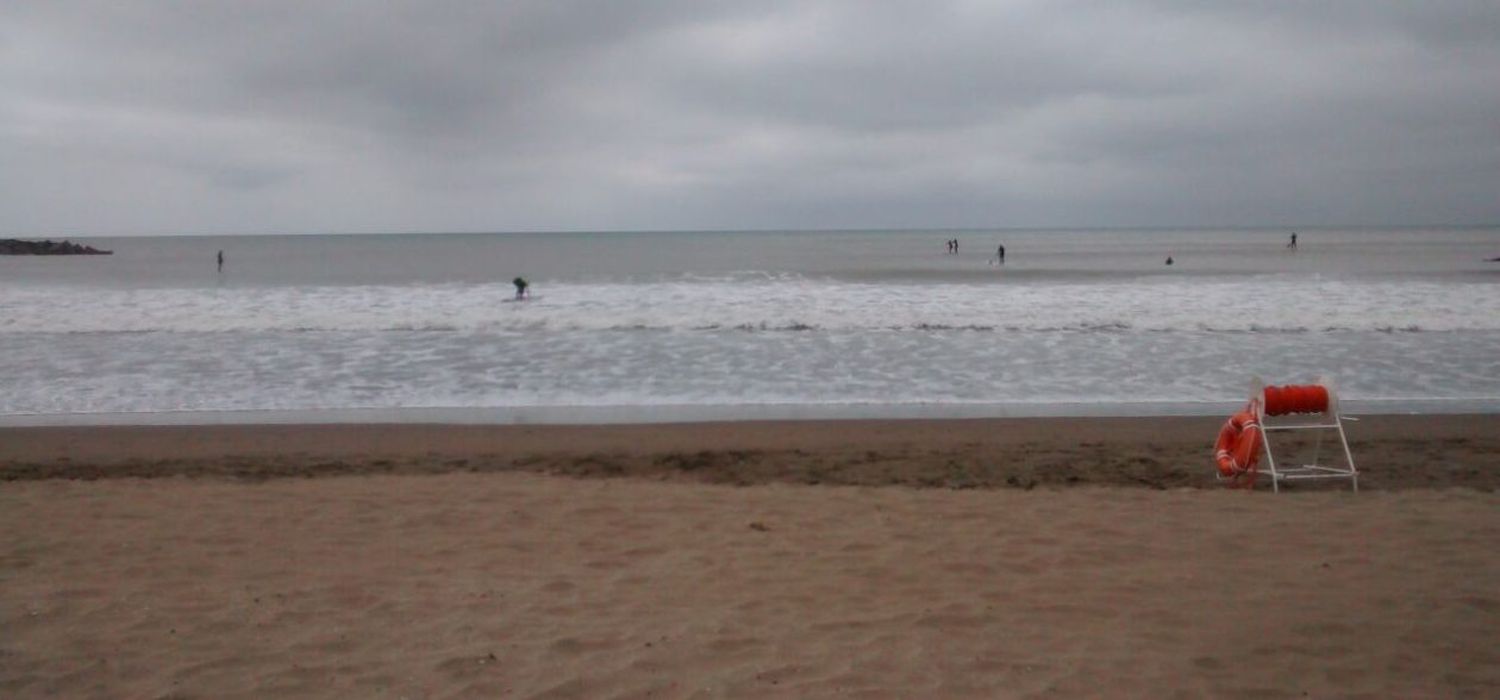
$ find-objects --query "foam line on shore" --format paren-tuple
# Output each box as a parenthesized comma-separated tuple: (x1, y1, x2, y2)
(2, 398, 1498, 428)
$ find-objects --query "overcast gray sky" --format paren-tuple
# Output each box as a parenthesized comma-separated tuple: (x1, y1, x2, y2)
(3, 1, 1498, 235)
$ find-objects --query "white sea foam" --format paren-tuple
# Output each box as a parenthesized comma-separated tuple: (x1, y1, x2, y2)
(3, 276, 1497, 334)
(2, 325, 1497, 416)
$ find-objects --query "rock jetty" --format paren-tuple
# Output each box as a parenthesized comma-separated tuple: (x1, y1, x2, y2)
(0, 239, 112, 255)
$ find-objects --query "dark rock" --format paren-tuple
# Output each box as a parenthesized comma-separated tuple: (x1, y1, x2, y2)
(0, 238, 112, 255)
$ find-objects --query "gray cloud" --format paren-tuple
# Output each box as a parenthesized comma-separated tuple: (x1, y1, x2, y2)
(2, 0, 1497, 235)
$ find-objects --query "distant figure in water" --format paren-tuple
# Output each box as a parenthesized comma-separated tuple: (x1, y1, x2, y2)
(216, 250, 224, 272)
(1165, 256, 1174, 265)
(997, 244, 1006, 264)
(513, 277, 529, 300)
(1287, 232, 1298, 250)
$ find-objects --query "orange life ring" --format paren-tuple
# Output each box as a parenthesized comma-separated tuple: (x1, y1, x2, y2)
(1214, 410, 1262, 478)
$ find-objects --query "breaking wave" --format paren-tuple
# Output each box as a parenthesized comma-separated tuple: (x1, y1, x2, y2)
(3, 277, 1497, 335)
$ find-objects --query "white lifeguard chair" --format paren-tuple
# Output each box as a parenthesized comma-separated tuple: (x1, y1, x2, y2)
(1248, 377, 1359, 492)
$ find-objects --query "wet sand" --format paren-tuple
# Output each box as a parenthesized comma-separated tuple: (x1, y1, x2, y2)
(2, 415, 1497, 490)
(2, 417, 1498, 697)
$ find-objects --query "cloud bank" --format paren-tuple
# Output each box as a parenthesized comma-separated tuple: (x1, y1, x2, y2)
(3, 1, 1497, 234)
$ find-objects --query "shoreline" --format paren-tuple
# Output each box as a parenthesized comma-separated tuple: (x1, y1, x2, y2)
(3, 414, 1495, 490)
(2, 398, 1498, 427)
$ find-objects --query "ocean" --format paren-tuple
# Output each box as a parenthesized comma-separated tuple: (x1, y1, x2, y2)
(2, 228, 1497, 424)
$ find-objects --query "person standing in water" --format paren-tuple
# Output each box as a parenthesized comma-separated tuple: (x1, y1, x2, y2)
(216, 250, 224, 272)
(513, 276, 529, 300)
(1287, 232, 1298, 250)
(997, 244, 1006, 264)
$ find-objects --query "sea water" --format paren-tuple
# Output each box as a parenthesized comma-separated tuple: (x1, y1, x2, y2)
(2, 228, 1497, 423)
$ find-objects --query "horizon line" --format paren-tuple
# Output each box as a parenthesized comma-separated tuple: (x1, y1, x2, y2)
(12, 223, 1500, 239)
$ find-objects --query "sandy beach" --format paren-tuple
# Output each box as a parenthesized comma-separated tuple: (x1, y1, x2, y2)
(3, 417, 1498, 698)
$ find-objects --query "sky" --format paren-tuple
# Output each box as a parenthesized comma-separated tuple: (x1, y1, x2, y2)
(2, 1, 1498, 236)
